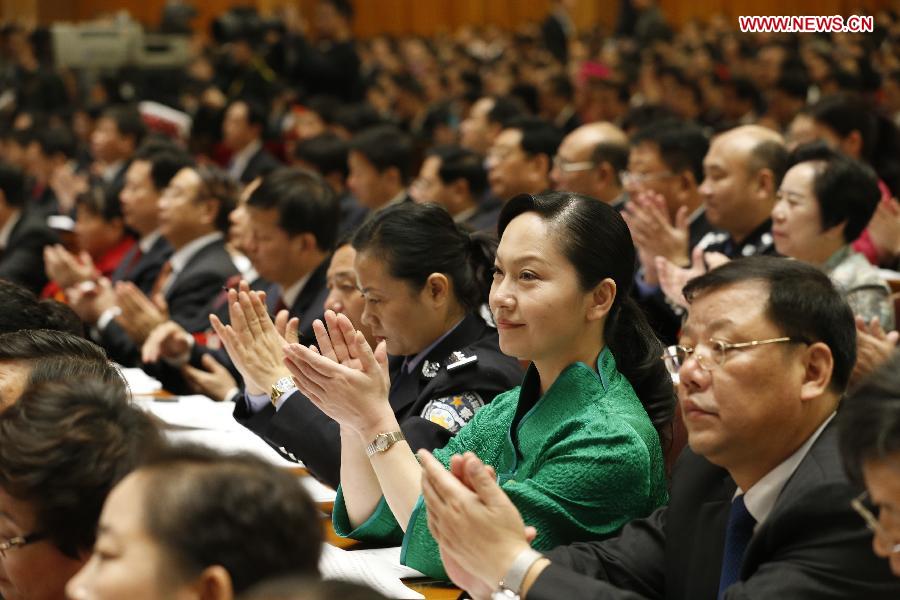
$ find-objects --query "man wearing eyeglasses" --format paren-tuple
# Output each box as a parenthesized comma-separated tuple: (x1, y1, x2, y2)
(839, 350, 900, 577)
(417, 256, 900, 599)
(549, 122, 629, 210)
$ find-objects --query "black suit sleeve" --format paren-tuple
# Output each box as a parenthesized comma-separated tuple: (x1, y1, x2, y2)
(96, 320, 142, 367)
(528, 507, 668, 600)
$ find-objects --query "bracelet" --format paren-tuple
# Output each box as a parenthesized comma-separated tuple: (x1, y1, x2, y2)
(499, 547, 543, 594)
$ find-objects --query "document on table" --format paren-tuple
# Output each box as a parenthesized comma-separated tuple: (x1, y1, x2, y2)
(320, 544, 424, 599)
(134, 395, 242, 431)
(118, 366, 163, 395)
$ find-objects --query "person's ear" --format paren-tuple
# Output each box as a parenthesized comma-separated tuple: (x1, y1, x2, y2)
(586, 278, 616, 322)
(199, 198, 220, 228)
(754, 168, 776, 200)
(423, 272, 451, 307)
(843, 130, 863, 159)
(192, 565, 233, 600)
(799, 341, 833, 403)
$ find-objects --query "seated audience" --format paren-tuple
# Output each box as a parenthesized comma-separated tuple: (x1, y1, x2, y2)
(621, 121, 711, 344)
(411, 145, 492, 231)
(655, 125, 789, 307)
(89, 105, 145, 194)
(88, 164, 240, 366)
(141, 166, 337, 394)
(293, 132, 367, 236)
(42, 185, 136, 300)
(223, 99, 282, 184)
(224, 202, 523, 486)
(770, 142, 894, 329)
(0, 380, 160, 600)
(347, 125, 414, 210)
(0, 329, 123, 410)
(550, 122, 629, 209)
(419, 257, 900, 598)
(284, 193, 674, 578)
(839, 350, 900, 577)
(66, 445, 322, 600)
(0, 160, 57, 294)
(486, 117, 562, 203)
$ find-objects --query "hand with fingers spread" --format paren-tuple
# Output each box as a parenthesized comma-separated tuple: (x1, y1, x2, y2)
(210, 284, 298, 396)
(623, 190, 691, 285)
(656, 244, 707, 309)
(851, 315, 900, 385)
(283, 310, 392, 437)
(114, 281, 169, 344)
(182, 354, 239, 401)
(420, 450, 539, 595)
(142, 320, 193, 364)
(44, 244, 96, 289)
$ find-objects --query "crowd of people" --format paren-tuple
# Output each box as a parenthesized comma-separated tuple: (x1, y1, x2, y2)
(1, 0, 900, 598)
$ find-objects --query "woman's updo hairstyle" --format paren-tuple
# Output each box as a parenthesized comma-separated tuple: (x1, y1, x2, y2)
(352, 202, 496, 312)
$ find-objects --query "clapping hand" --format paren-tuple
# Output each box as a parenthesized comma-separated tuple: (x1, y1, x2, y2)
(283, 310, 392, 438)
(210, 282, 298, 396)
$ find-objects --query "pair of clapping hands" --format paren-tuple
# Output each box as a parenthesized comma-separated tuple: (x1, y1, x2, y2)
(141, 282, 393, 432)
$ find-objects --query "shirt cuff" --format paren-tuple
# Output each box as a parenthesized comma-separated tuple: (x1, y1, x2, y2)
(634, 267, 661, 298)
(97, 307, 121, 331)
(245, 391, 271, 414)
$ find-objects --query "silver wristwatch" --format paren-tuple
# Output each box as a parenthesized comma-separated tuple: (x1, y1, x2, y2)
(365, 431, 406, 457)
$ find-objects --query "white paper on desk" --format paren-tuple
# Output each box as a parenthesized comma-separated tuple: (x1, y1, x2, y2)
(163, 428, 302, 469)
(118, 367, 162, 394)
(352, 546, 426, 580)
(320, 544, 424, 599)
(134, 395, 242, 432)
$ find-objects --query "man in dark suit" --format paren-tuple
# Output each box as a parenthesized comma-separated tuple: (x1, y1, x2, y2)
(223, 99, 281, 184)
(140, 167, 337, 394)
(0, 161, 56, 294)
(622, 121, 714, 345)
(93, 165, 239, 366)
(90, 104, 146, 196)
(419, 257, 900, 599)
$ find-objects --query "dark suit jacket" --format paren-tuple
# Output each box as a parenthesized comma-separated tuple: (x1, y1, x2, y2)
(234, 312, 525, 488)
(528, 422, 900, 599)
(99, 236, 238, 366)
(0, 209, 57, 294)
(238, 146, 282, 184)
(541, 13, 569, 64)
(110, 235, 173, 295)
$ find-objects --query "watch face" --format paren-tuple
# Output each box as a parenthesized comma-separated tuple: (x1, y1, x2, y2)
(375, 436, 389, 451)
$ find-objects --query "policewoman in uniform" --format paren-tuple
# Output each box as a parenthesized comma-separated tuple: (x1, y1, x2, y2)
(234, 202, 523, 488)
(284, 193, 675, 580)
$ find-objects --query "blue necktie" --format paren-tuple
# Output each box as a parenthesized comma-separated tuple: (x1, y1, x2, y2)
(717, 494, 756, 599)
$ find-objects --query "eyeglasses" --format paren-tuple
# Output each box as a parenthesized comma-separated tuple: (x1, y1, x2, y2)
(0, 532, 46, 558)
(553, 156, 596, 173)
(660, 336, 805, 382)
(619, 170, 676, 188)
(851, 491, 900, 554)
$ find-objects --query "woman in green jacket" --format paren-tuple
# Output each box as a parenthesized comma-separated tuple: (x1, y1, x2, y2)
(284, 192, 676, 579)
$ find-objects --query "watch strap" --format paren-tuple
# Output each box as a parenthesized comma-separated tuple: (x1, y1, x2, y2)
(499, 547, 543, 594)
(365, 430, 406, 457)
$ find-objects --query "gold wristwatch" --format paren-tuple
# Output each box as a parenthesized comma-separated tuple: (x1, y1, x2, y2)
(366, 431, 406, 457)
(269, 376, 296, 407)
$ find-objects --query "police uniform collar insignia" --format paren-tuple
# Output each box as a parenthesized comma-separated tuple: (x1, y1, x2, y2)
(446, 350, 478, 372)
(421, 360, 441, 378)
